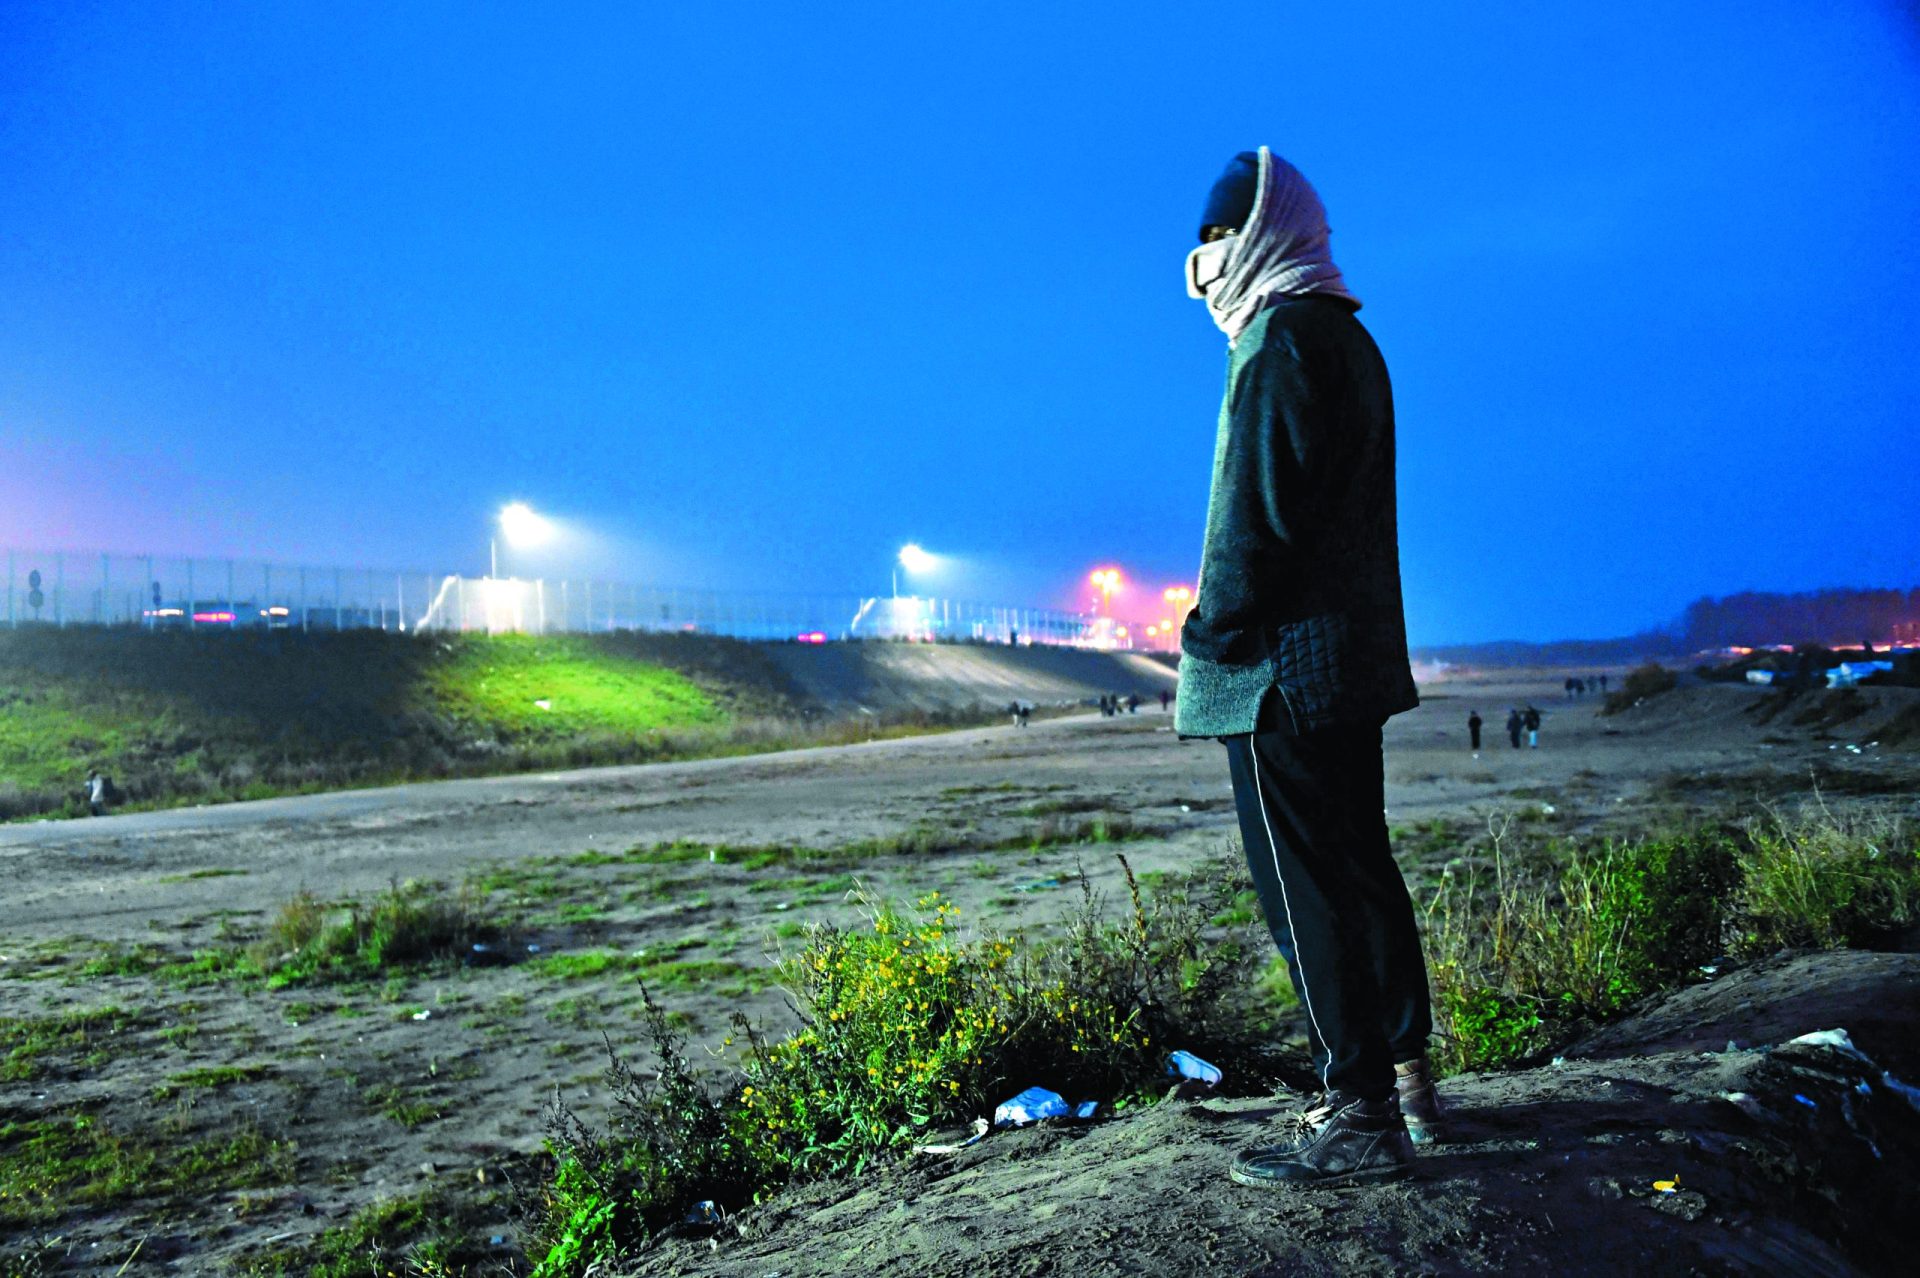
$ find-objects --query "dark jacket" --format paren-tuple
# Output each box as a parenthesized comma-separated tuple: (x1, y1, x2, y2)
(1175, 296, 1418, 737)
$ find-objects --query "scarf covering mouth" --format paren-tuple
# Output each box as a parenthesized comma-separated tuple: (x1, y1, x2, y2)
(1203, 146, 1360, 343)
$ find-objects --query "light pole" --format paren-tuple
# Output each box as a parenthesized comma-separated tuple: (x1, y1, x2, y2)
(1162, 585, 1193, 653)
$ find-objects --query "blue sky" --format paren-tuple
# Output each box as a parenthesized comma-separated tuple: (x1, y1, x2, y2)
(2, 1, 1916, 642)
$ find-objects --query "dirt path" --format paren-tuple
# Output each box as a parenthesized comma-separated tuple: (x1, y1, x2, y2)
(2, 672, 1834, 943)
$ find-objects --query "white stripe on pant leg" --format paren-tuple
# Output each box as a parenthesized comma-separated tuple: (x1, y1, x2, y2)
(1248, 734, 1333, 1092)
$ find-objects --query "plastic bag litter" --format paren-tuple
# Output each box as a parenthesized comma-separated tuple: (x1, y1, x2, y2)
(1167, 1051, 1222, 1086)
(1787, 1028, 1869, 1061)
(994, 1087, 1068, 1127)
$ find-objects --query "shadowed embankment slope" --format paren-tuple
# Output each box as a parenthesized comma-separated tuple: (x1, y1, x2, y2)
(0, 627, 1176, 819)
(763, 641, 1175, 712)
(645, 949, 1920, 1278)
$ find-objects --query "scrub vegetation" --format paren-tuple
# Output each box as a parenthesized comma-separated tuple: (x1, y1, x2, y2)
(1424, 809, 1920, 1071)
(528, 855, 1285, 1274)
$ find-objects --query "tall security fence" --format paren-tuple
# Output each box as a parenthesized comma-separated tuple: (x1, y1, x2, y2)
(0, 546, 1152, 648)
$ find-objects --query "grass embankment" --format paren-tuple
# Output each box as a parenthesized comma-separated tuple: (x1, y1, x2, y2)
(0, 627, 990, 821)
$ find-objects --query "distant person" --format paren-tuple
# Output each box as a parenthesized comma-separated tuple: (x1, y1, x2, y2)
(1468, 710, 1483, 755)
(1174, 147, 1434, 1186)
(1018, 704, 1031, 728)
(85, 770, 111, 817)
(1126, 693, 1141, 714)
(1598, 673, 1609, 694)
(1506, 708, 1523, 749)
(1008, 700, 1023, 728)
(1523, 705, 1541, 748)
(1160, 689, 1173, 712)
(1563, 676, 1575, 700)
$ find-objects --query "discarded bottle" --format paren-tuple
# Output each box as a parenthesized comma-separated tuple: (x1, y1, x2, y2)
(994, 1086, 1069, 1127)
(1167, 1051, 1222, 1086)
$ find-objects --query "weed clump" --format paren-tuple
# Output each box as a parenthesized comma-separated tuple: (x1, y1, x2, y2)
(252, 881, 494, 985)
(528, 854, 1271, 1275)
(1426, 811, 1920, 1072)
(1737, 810, 1920, 951)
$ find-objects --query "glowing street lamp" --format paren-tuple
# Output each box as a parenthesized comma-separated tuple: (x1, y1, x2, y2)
(1089, 568, 1123, 614)
(1161, 586, 1195, 653)
(492, 502, 554, 578)
(895, 543, 937, 597)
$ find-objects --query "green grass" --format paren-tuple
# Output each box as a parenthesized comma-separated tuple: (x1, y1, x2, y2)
(1, 1006, 150, 1082)
(238, 1185, 503, 1277)
(152, 1063, 273, 1099)
(0, 628, 726, 820)
(419, 633, 722, 737)
(527, 943, 771, 993)
(0, 1111, 293, 1227)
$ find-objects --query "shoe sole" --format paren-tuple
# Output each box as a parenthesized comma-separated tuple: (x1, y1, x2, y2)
(1228, 1161, 1411, 1190)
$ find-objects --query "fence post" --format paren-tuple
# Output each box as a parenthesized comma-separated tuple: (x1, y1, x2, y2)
(186, 560, 195, 630)
(396, 574, 405, 632)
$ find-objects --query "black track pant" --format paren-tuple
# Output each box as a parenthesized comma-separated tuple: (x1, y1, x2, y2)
(1225, 720, 1432, 1102)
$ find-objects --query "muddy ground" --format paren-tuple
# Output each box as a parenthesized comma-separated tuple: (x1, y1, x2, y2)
(3, 671, 1916, 1274)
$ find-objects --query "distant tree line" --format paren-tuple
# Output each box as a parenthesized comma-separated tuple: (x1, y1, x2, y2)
(1678, 588, 1920, 649)
(1414, 586, 1920, 668)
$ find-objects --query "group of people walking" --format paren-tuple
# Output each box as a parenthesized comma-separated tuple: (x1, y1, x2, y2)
(1465, 705, 1542, 754)
(1562, 674, 1607, 699)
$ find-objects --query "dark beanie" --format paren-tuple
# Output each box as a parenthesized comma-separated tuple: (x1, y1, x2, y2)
(1197, 150, 1260, 241)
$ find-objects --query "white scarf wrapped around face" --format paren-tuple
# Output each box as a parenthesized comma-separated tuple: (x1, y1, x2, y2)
(1190, 147, 1359, 344)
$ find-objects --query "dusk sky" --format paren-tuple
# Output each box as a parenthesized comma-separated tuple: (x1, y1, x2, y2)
(2, 2, 1916, 643)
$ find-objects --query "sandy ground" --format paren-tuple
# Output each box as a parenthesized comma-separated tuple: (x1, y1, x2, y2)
(3, 670, 1916, 1273)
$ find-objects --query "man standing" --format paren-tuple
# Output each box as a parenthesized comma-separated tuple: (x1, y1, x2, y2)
(1506, 707, 1524, 749)
(1175, 148, 1439, 1187)
(1468, 709, 1483, 755)
(1524, 705, 1542, 748)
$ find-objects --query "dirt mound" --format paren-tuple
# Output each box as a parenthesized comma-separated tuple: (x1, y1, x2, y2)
(645, 951, 1920, 1277)
(1605, 681, 1920, 751)
(764, 643, 1177, 713)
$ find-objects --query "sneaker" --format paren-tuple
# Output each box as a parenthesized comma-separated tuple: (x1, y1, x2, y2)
(1229, 1091, 1414, 1188)
(1394, 1056, 1447, 1146)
